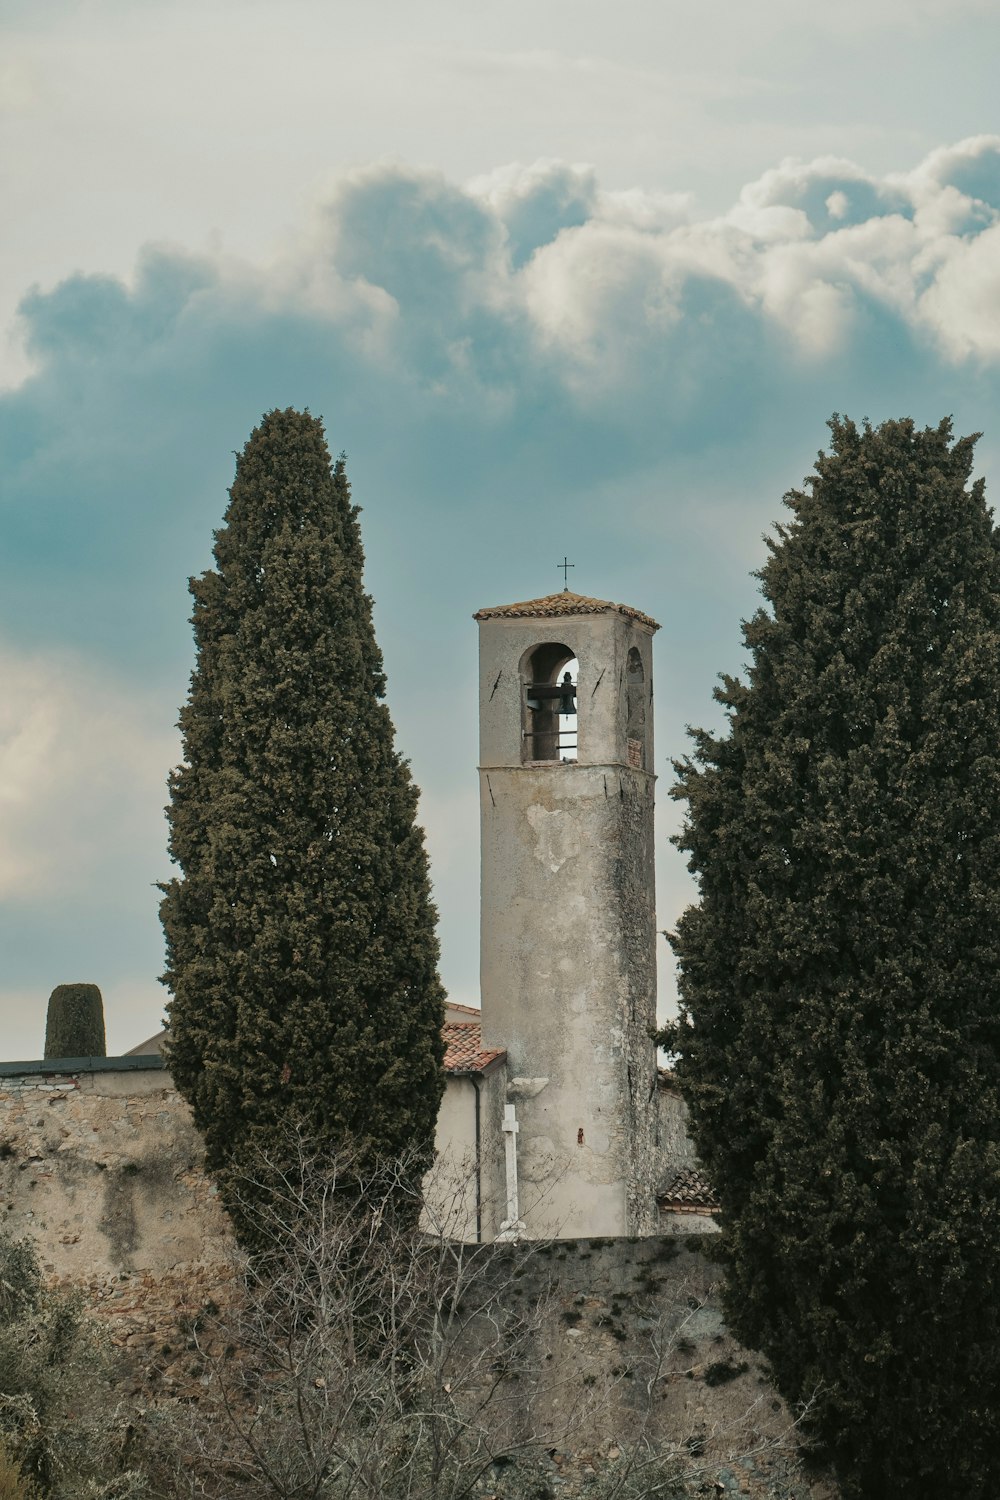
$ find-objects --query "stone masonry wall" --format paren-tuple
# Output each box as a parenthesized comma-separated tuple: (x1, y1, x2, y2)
(0, 1066, 836, 1493)
(469, 1236, 836, 1498)
(0, 1064, 237, 1388)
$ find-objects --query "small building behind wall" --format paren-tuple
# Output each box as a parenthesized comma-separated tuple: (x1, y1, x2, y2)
(424, 1011, 507, 1242)
(657, 1166, 721, 1236)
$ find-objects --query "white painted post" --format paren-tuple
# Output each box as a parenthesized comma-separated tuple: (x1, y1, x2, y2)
(497, 1103, 526, 1241)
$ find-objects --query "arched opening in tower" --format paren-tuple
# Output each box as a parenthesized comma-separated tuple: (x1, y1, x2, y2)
(626, 646, 646, 769)
(557, 656, 579, 761)
(521, 643, 578, 763)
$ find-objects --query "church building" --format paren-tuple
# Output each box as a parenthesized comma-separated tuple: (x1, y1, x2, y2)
(3, 588, 717, 1254)
(428, 588, 715, 1241)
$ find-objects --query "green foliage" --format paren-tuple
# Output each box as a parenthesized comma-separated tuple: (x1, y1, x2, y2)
(160, 409, 445, 1239)
(0, 1235, 146, 1498)
(42, 986, 105, 1060)
(666, 416, 1000, 1498)
(0, 1442, 39, 1500)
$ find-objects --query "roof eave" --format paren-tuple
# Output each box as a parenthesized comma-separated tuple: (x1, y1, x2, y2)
(445, 1051, 507, 1079)
(473, 593, 659, 631)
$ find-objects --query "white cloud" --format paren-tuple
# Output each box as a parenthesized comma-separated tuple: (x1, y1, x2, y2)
(6, 137, 1000, 1051)
(9, 137, 1000, 459)
(0, 641, 177, 900)
(6, 0, 999, 394)
(498, 139, 1000, 369)
(521, 220, 682, 372)
(10, 139, 1000, 437)
(918, 222, 1000, 360)
(907, 134, 1000, 205)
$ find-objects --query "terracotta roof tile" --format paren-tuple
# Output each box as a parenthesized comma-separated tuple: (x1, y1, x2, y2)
(446, 1002, 482, 1018)
(135, 1019, 502, 1077)
(658, 1167, 720, 1213)
(442, 1021, 506, 1076)
(474, 591, 659, 631)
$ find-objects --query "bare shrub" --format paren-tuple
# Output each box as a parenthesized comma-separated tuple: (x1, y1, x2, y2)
(154, 1141, 823, 1500)
(159, 1140, 591, 1499)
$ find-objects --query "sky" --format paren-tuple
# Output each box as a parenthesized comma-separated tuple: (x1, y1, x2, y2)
(3, 0, 1000, 1060)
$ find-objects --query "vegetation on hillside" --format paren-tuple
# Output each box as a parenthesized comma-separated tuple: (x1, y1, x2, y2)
(159, 409, 445, 1240)
(153, 1143, 815, 1500)
(0, 1192, 817, 1499)
(662, 416, 1000, 1497)
(0, 1233, 144, 1498)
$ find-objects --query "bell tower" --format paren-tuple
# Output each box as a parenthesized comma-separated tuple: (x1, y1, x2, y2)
(475, 590, 659, 1238)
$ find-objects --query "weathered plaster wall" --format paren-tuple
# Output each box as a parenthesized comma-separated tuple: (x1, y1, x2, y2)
(478, 608, 659, 1238)
(0, 1060, 514, 1307)
(0, 1070, 827, 1493)
(0, 1074, 833, 1494)
(0, 1063, 236, 1384)
(478, 1059, 511, 1237)
(428, 1071, 716, 1242)
(425, 1066, 507, 1241)
(429, 1075, 479, 1238)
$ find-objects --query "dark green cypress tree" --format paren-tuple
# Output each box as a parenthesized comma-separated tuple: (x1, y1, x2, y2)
(665, 416, 1000, 1498)
(160, 409, 445, 1239)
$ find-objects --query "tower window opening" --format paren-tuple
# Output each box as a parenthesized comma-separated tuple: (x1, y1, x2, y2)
(626, 647, 646, 770)
(522, 644, 579, 762)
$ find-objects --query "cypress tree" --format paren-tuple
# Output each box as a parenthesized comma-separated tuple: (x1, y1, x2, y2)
(43, 984, 106, 1060)
(160, 409, 445, 1238)
(665, 417, 1000, 1498)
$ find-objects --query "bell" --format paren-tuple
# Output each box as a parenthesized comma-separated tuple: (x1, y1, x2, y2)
(558, 672, 577, 716)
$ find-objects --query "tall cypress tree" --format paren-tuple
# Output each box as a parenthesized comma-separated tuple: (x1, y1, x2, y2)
(160, 409, 445, 1236)
(665, 417, 1000, 1498)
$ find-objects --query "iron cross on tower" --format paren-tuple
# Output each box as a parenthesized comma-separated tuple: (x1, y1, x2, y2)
(558, 556, 575, 589)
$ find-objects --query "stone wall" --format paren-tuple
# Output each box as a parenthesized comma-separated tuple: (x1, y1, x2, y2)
(465, 1235, 836, 1498)
(0, 1063, 835, 1494)
(656, 1075, 700, 1175)
(0, 1060, 236, 1386)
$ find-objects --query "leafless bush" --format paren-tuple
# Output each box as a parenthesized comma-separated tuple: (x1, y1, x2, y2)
(157, 1139, 597, 1499)
(152, 1141, 823, 1500)
(585, 1297, 817, 1499)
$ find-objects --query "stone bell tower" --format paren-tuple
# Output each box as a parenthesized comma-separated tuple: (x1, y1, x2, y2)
(475, 590, 659, 1238)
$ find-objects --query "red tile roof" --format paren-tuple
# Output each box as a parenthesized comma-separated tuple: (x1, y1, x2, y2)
(443, 1021, 506, 1076)
(473, 590, 659, 631)
(129, 1017, 503, 1077)
(658, 1167, 720, 1213)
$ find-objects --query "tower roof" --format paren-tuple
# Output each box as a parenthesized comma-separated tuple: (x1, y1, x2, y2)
(473, 590, 659, 631)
